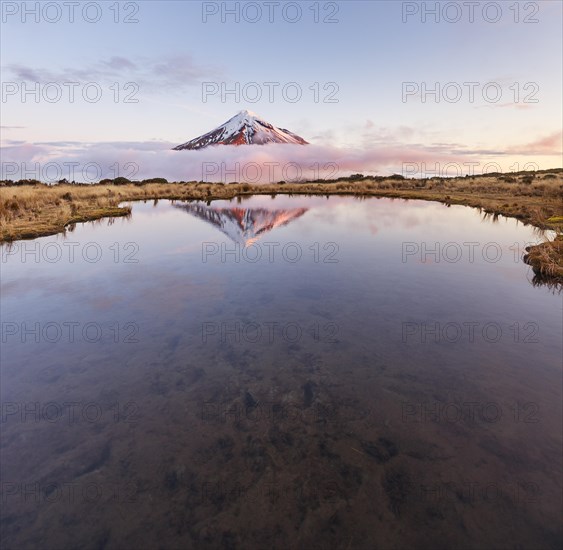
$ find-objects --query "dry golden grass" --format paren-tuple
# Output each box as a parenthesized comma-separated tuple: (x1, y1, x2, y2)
(524, 236, 563, 280)
(0, 183, 229, 240)
(1, 172, 562, 281)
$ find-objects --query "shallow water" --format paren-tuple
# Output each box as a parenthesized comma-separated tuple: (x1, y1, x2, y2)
(1, 196, 561, 549)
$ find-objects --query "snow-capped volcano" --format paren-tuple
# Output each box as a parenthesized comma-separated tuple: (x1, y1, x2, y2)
(175, 203, 308, 246)
(173, 110, 309, 150)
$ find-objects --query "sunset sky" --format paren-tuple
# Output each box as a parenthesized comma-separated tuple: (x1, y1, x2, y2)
(1, 0, 561, 181)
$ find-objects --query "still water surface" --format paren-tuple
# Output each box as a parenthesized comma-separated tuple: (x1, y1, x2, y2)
(1, 196, 561, 549)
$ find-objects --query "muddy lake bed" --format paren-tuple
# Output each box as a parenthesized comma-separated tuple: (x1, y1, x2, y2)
(1, 196, 561, 549)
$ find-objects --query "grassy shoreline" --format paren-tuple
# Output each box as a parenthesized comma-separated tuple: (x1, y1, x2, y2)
(1, 172, 562, 282)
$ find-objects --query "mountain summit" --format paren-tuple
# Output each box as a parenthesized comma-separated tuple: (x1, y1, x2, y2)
(173, 110, 309, 150)
(175, 203, 308, 246)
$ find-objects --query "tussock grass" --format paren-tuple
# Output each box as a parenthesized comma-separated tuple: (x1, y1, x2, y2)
(524, 236, 563, 282)
(0, 183, 228, 240)
(1, 172, 562, 282)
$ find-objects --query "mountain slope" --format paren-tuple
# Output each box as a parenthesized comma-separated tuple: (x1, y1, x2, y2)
(175, 203, 308, 246)
(173, 110, 309, 150)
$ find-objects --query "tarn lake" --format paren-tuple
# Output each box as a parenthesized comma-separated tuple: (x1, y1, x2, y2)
(1, 195, 561, 549)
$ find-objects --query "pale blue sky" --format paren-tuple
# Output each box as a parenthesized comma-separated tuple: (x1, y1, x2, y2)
(1, 1, 561, 179)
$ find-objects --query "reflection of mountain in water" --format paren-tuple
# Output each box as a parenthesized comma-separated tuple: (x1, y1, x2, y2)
(176, 203, 308, 246)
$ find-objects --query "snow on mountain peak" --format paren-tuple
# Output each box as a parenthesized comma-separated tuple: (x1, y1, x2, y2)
(173, 111, 308, 150)
(175, 203, 309, 246)
(238, 109, 258, 117)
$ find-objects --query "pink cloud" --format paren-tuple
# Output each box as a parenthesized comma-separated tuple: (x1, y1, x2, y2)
(0, 142, 476, 183)
(507, 131, 562, 155)
(1, 134, 560, 183)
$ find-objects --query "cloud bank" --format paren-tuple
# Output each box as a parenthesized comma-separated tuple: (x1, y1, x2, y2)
(1, 132, 560, 183)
